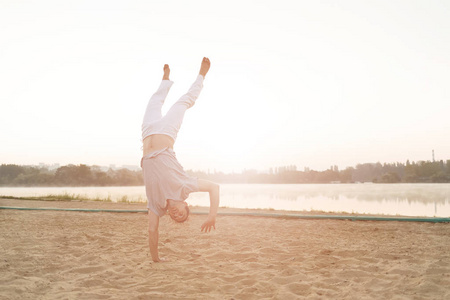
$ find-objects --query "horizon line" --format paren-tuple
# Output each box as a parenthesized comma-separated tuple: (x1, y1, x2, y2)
(2, 157, 449, 174)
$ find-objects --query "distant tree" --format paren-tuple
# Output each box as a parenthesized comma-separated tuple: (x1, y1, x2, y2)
(339, 167, 354, 183)
(54, 164, 93, 186)
(404, 161, 418, 182)
(447, 160, 450, 175)
(316, 169, 339, 183)
(93, 170, 113, 186)
(0, 164, 26, 185)
(112, 168, 142, 186)
(353, 163, 378, 182)
(431, 172, 448, 183)
(379, 172, 401, 183)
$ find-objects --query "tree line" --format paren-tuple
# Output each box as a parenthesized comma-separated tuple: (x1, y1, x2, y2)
(188, 159, 450, 184)
(1, 159, 449, 187)
(0, 164, 143, 186)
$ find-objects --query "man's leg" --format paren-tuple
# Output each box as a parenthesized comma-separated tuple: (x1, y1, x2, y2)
(159, 58, 210, 141)
(160, 74, 204, 139)
(142, 65, 173, 134)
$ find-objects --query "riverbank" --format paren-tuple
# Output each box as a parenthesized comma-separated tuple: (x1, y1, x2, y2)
(1, 183, 450, 217)
(1, 199, 449, 299)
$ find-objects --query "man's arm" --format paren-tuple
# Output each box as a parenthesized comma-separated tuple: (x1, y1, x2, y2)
(198, 179, 220, 233)
(148, 209, 163, 262)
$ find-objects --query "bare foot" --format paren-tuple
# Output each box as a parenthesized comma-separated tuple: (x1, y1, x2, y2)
(199, 57, 210, 78)
(162, 64, 170, 80)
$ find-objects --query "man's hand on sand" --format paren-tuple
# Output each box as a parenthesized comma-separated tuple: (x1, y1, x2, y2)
(201, 216, 216, 233)
(154, 257, 168, 263)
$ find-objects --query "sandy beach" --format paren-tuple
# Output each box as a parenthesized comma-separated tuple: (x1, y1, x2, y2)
(1, 198, 449, 299)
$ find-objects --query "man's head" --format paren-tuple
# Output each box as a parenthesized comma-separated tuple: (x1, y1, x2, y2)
(167, 200, 189, 223)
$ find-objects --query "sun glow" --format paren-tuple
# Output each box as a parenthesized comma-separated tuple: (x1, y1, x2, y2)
(1, 0, 449, 171)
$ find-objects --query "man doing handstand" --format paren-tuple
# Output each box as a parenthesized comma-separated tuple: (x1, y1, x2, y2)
(141, 57, 219, 262)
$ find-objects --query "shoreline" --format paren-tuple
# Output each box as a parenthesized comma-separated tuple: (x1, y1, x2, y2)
(1, 198, 449, 223)
(1, 183, 449, 219)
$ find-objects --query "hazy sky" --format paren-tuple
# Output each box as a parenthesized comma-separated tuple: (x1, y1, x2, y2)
(1, 0, 449, 172)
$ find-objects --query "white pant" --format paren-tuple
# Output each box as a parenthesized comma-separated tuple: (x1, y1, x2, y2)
(142, 75, 204, 142)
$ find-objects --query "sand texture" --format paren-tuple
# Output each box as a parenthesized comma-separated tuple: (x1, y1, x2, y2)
(1, 199, 450, 299)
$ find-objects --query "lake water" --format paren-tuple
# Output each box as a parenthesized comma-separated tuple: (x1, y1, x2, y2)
(1, 184, 449, 217)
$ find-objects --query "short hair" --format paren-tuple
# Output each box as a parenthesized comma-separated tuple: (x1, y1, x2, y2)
(169, 203, 190, 223)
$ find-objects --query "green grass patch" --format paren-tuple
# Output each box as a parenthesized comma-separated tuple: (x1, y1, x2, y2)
(0, 193, 114, 202)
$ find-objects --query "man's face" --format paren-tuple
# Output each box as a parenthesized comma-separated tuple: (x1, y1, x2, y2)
(168, 200, 188, 223)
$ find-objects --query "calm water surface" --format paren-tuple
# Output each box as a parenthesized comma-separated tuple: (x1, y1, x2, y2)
(1, 184, 449, 217)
